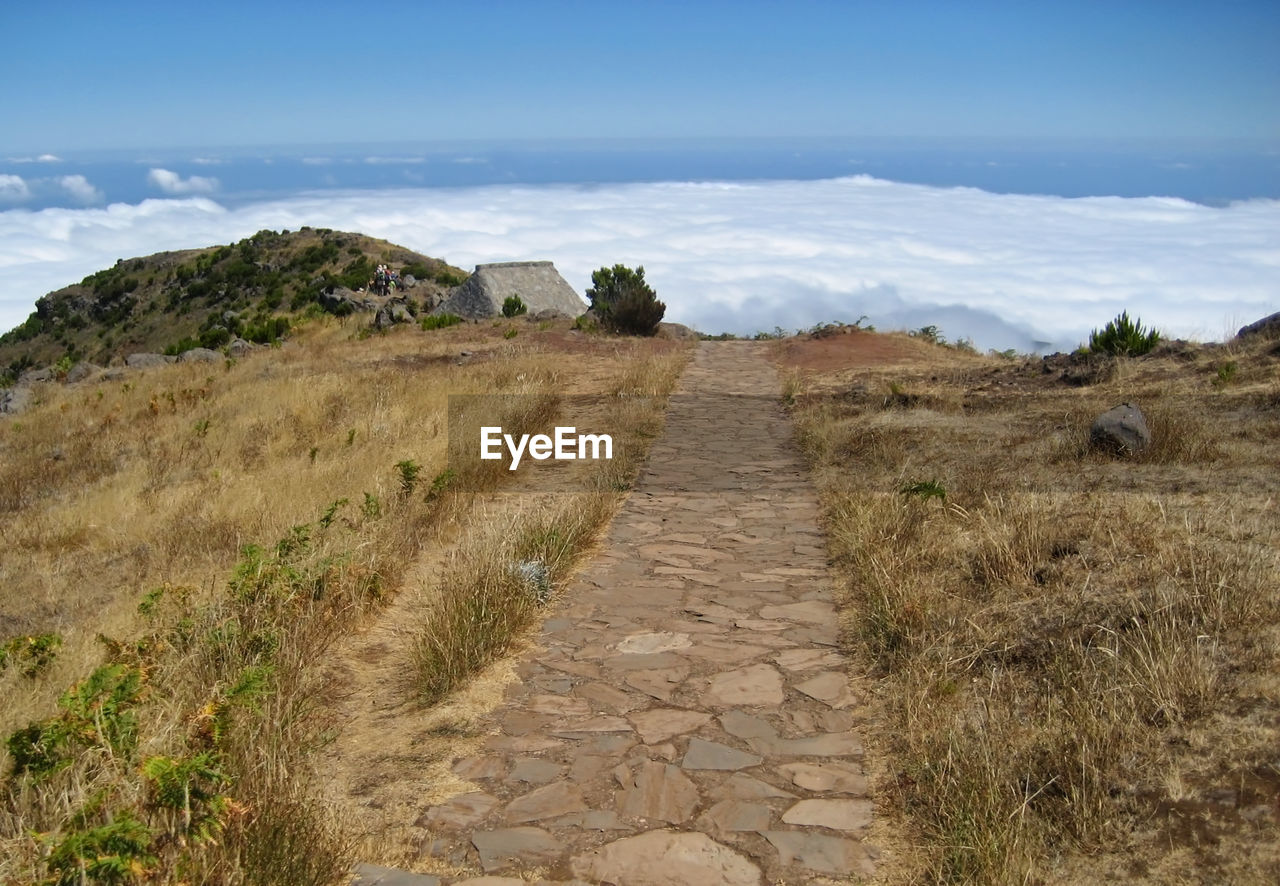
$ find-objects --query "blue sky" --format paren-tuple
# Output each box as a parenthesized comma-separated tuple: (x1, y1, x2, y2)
(2, 1, 1277, 152)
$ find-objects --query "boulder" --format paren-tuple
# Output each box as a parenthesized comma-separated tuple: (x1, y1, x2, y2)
(1237, 311, 1280, 340)
(18, 367, 53, 385)
(228, 338, 254, 356)
(177, 348, 222, 364)
(373, 302, 414, 329)
(64, 362, 101, 384)
(319, 286, 375, 315)
(0, 386, 33, 415)
(1090, 402, 1151, 455)
(126, 353, 175, 369)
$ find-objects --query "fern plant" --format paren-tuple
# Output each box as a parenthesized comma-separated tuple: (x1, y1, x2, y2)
(1088, 311, 1161, 356)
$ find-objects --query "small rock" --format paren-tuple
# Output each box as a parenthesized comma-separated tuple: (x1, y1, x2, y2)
(508, 758, 563, 785)
(228, 338, 254, 356)
(471, 827, 563, 873)
(681, 737, 762, 771)
(628, 708, 711, 744)
(617, 761, 700, 823)
(778, 762, 868, 794)
(571, 830, 761, 886)
(420, 792, 499, 830)
(1090, 402, 1151, 455)
(762, 830, 876, 876)
(793, 672, 857, 709)
(504, 782, 587, 823)
(706, 663, 785, 707)
(700, 799, 773, 832)
(781, 798, 874, 831)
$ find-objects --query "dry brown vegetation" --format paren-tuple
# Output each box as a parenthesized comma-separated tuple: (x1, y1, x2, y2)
(0, 313, 689, 884)
(786, 329, 1280, 884)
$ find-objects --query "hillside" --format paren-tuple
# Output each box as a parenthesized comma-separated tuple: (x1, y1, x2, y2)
(0, 227, 468, 381)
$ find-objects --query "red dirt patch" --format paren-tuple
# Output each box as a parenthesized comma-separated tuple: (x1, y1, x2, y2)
(775, 329, 935, 372)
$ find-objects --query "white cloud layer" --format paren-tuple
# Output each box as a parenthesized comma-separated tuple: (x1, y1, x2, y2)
(146, 168, 220, 195)
(1, 177, 1276, 352)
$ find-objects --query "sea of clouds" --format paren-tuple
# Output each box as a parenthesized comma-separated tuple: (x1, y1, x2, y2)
(1, 175, 1276, 353)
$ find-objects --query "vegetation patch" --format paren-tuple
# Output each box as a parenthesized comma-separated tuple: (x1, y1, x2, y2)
(790, 330, 1280, 883)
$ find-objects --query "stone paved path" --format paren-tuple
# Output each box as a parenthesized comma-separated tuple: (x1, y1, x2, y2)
(357, 342, 876, 885)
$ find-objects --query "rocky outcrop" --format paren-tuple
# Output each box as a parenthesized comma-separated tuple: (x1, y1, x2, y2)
(319, 287, 378, 315)
(176, 348, 222, 363)
(1090, 402, 1151, 455)
(0, 386, 33, 415)
(1238, 311, 1280, 340)
(125, 353, 176, 369)
(373, 301, 414, 329)
(437, 261, 586, 319)
(64, 362, 102, 383)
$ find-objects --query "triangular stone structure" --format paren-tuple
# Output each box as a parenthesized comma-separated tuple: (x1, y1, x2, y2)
(437, 261, 586, 319)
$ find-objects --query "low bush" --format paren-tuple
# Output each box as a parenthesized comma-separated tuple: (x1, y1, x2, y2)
(1088, 310, 1161, 356)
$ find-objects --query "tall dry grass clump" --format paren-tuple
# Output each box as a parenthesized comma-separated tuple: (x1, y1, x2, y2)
(791, 332, 1280, 883)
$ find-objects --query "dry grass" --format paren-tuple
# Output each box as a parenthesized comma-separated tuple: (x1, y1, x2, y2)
(789, 333, 1280, 884)
(0, 315, 690, 884)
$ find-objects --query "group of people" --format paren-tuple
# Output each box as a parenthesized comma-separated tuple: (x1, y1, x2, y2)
(371, 264, 402, 297)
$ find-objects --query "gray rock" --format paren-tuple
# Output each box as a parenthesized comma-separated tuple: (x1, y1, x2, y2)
(401, 273, 417, 288)
(177, 347, 221, 363)
(373, 302, 414, 329)
(681, 737, 762, 771)
(64, 362, 101, 384)
(761, 830, 876, 876)
(227, 338, 254, 356)
(504, 782, 586, 823)
(18, 367, 53, 384)
(437, 261, 586, 320)
(1237, 311, 1280, 340)
(221, 310, 239, 324)
(471, 827, 563, 873)
(1090, 402, 1151, 455)
(419, 791, 499, 830)
(0, 386, 33, 415)
(125, 352, 174, 369)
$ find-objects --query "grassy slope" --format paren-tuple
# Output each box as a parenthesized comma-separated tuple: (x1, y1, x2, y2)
(0, 313, 690, 883)
(0, 227, 468, 378)
(784, 329, 1279, 884)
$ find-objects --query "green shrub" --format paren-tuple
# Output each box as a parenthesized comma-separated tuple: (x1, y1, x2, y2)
(586, 264, 665, 336)
(421, 313, 463, 331)
(395, 459, 420, 495)
(502, 295, 527, 318)
(1088, 310, 1161, 356)
(1, 633, 62, 677)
